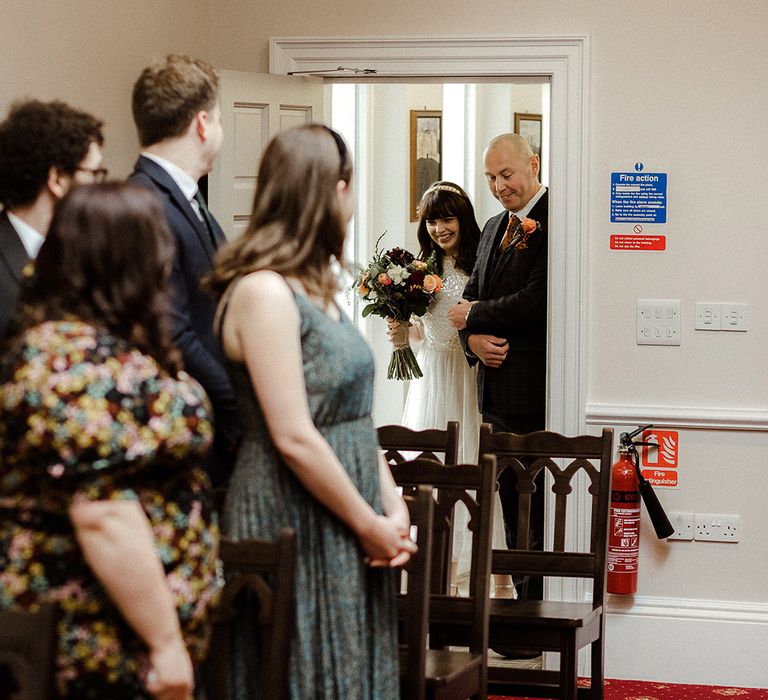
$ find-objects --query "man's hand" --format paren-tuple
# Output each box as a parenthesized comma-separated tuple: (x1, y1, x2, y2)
(467, 334, 509, 368)
(447, 299, 477, 330)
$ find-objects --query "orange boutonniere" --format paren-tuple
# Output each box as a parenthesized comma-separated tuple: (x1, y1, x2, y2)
(514, 217, 541, 251)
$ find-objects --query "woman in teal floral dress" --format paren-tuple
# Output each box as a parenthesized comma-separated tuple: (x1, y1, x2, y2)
(0, 183, 221, 699)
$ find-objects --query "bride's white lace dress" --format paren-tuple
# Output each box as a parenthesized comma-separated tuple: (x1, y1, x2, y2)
(401, 256, 505, 581)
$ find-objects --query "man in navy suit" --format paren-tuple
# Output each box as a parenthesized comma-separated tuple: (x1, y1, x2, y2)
(0, 99, 105, 339)
(449, 133, 548, 603)
(129, 55, 239, 487)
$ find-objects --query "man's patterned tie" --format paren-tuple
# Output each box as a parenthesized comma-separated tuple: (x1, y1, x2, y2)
(498, 213, 522, 254)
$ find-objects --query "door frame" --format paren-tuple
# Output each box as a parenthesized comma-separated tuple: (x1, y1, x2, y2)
(271, 34, 590, 441)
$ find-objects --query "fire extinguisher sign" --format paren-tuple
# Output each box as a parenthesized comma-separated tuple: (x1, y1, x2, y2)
(640, 429, 679, 488)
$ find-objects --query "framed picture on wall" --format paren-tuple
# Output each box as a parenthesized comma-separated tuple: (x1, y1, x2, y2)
(410, 110, 442, 222)
(514, 112, 542, 161)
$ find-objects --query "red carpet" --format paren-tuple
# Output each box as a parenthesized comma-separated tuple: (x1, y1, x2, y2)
(492, 677, 768, 698)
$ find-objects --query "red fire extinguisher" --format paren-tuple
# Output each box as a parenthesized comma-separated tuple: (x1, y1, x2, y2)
(607, 443, 641, 594)
(607, 425, 674, 595)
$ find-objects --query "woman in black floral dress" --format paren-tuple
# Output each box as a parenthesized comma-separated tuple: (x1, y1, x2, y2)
(0, 183, 220, 699)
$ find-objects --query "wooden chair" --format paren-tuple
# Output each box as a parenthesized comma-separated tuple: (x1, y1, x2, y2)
(202, 528, 297, 700)
(378, 422, 459, 595)
(398, 485, 435, 700)
(390, 455, 497, 700)
(0, 602, 58, 699)
(478, 425, 614, 700)
(377, 421, 460, 466)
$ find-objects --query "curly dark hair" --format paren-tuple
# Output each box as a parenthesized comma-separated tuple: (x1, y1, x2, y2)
(0, 99, 103, 208)
(132, 54, 219, 147)
(416, 181, 481, 276)
(6, 183, 182, 375)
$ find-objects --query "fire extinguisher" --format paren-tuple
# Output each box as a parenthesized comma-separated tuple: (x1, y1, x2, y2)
(607, 425, 674, 595)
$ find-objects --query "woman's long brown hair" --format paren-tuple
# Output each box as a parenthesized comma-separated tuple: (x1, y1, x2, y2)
(205, 124, 353, 305)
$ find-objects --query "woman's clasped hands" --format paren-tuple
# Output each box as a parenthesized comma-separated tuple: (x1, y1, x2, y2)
(360, 509, 417, 568)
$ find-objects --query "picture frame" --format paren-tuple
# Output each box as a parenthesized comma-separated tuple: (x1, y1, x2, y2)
(514, 112, 543, 161)
(409, 110, 442, 222)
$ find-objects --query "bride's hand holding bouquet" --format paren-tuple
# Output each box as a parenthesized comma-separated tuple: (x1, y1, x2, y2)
(354, 236, 442, 380)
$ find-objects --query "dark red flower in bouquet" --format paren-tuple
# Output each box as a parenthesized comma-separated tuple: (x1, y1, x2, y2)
(407, 269, 426, 293)
(386, 247, 415, 267)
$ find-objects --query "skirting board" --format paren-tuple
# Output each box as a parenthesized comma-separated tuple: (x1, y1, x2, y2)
(603, 595, 768, 688)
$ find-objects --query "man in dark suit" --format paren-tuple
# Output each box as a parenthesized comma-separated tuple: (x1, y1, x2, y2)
(449, 133, 548, 601)
(0, 99, 105, 339)
(128, 55, 239, 487)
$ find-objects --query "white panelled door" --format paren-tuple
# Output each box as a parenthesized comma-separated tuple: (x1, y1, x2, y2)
(208, 71, 324, 240)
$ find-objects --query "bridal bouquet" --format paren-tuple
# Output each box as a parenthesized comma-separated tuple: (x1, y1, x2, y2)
(354, 236, 442, 380)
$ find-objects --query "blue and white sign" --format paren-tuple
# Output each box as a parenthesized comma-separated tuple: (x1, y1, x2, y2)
(610, 169, 667, 224)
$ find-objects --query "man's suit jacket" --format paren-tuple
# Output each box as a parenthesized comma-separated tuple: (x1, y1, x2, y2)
(460, 190, 548, 425)
(129, 156, 240, 484)
(0, 212, 30, 340)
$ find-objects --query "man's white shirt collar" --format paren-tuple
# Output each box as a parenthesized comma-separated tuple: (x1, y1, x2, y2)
(510, 185, 547, 222)
(141, 152, 199, 203)
(7, 212, 44, 258)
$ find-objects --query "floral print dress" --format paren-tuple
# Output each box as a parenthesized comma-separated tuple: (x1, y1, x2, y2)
(0, 320, 221, 698)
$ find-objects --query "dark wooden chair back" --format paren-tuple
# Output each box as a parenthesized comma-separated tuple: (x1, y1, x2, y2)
(377, 421, 460, 466)
(378, 422, 460, 595)
(390, 456, 497, 700)
(0, 602, 58, 699)
(478, 425, 614, 700)
(398, 485, 434, 700)
(202, 529, 297, 700)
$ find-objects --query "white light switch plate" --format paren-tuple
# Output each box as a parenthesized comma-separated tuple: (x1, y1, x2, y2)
(637, 299, 681, 346)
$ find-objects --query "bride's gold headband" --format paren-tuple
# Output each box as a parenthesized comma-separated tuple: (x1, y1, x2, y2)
(422, 183, 465, 198)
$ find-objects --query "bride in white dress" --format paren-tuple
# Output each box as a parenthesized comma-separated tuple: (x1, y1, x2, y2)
(388, 181, 513, 597)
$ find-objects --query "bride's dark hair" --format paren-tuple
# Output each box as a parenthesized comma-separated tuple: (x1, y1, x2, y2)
(5, 182, 181, 374)
(205, 124, 353, 304)
(416, 181, 481, 275)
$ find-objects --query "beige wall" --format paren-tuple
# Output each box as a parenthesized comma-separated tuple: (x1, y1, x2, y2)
(0, 0, 214, 177)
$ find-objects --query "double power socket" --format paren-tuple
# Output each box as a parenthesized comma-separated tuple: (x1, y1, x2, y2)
(667, 512, 740, 542)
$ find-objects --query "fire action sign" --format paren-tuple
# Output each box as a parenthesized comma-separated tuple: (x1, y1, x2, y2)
(611, 168, 667, 224)
(610, 161, 668, 251)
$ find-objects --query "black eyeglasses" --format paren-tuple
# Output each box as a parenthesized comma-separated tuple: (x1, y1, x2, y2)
(76, 167, 109, 183)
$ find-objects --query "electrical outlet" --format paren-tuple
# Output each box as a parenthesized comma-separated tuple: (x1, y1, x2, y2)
(694, 303, 721, 330)
(667, 512, 694, 540)
(694, 513, 740, 542)
(721, 303, 748, 332)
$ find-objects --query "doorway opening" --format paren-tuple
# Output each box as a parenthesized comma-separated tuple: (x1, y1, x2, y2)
(329, 79, 551, 425)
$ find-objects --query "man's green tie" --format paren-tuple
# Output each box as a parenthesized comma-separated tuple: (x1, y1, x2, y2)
(193, 190, 218, 249)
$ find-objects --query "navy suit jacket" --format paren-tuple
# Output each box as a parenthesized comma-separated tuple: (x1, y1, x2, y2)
(0, 212, 30, 340)
(459, 190, 548, 425)
(129, 156, 240, 484)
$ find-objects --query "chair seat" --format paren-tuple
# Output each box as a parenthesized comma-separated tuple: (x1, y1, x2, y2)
(425, 648, 483, 686)
(489, 599, 603, 628)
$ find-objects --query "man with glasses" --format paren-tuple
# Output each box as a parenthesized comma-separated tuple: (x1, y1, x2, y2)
(0, 98, 105, 338)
